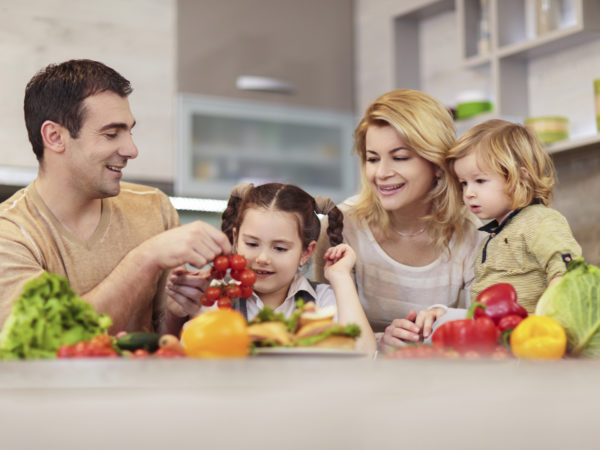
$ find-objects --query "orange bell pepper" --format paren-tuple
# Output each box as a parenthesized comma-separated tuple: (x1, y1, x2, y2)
(510, 315, 567, 360)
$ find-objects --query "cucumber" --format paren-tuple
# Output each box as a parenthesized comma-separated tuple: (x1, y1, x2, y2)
(116, 332, 160, 352)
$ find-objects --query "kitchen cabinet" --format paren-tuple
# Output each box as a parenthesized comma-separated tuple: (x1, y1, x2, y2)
(177, 94, 357, 202)
(393, 0, 600, 154)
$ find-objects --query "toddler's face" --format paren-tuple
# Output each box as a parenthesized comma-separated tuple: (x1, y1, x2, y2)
(453, 153, 512, 224)
(235, 207, 309, 306)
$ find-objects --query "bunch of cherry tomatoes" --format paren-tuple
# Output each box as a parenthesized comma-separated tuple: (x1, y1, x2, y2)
(202, 254, 257, 309)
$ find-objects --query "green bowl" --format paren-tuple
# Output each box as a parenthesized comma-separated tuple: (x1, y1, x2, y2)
(456, 101, 493, 120)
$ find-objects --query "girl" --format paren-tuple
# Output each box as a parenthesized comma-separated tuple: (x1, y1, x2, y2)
(313, 89, 483, 350)
(167, 182, 376, 354)
(446, 119, 581, 312)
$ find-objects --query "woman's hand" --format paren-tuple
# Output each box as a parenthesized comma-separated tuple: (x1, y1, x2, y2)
(166, 266, 211, 317)
(323, 243, 356, 282)
(380, 307, 447, 351)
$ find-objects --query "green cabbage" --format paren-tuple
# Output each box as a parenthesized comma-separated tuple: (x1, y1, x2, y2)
(0, 272, 112, 359)
(535, 258, 600, 357)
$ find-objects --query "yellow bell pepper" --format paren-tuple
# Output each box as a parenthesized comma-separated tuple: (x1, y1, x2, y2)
(510, 315, 567, 360)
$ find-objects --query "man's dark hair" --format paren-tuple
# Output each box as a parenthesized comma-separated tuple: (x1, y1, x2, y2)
(24, 59, 133, 161)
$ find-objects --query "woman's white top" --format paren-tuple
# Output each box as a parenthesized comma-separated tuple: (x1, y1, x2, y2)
(340, 197, 483, 332)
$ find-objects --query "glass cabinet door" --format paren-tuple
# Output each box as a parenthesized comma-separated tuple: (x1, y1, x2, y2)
(177, 95, 357, 202)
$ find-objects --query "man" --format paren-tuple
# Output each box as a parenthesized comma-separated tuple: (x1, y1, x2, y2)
(0, 59, 230, 333)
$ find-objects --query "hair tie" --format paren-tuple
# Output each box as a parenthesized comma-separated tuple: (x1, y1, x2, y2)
(314, 195, 336, 215)
(230, 182, 254, 200)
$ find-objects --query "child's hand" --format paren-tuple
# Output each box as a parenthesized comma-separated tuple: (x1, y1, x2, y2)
(323, 243, 356, 282)
(166, 266, 211, 317)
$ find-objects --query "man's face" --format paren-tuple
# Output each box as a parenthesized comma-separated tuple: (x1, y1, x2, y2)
(63, 91, 138, 199)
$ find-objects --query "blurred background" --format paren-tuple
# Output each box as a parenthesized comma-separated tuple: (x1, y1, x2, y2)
(0, 0, 598, 263)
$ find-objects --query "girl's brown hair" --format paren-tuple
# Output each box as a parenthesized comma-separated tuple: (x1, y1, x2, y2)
(221, 183, 343, 250)
(351, 89, 467, 252)
(447, 119, 555, 208)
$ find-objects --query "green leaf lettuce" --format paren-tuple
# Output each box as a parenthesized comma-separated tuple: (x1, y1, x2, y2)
(0, 273, 112, 359)
(535, 258, 600, 357)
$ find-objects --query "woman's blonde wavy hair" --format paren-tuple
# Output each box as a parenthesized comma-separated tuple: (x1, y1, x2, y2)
(446, 119, 555, 209)
(350, 89, 469, 252)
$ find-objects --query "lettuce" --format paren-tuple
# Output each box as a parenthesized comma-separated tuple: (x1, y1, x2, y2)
(0, 273, 112, 359)
(535, 259, 600, 357)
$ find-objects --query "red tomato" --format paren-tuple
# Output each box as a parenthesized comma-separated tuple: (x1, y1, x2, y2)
(132, 348, 150, 358)
(230, 269, 243, 281)
(240, 285, 253, 299)
(57, 345, 74, 358)
(73, 341, 89, 357)
(229, 254, 247, 271)
(239, 269, 257, 286)
(225, 284, 242, 299)
(200, 294, 215, 307)
(210, 267, 226, 280)
(89, 334, 112, 348)
(217, 296, 233, 309)
(154, 347, 186, 358)
(213, 255, 230, 272)
(205, 286, 222, 302)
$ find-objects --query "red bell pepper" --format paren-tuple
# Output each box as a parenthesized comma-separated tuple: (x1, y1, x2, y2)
(432, 303, 500, 355)
(473, 283, 528, 324)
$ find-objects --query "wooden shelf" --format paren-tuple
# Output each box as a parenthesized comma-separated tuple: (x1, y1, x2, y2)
(545, 133, 600, 155)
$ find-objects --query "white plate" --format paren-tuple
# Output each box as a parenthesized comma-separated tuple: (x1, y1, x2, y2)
(253, 347, 368, 358)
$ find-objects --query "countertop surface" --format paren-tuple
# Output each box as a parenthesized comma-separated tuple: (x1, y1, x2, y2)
(1, 356, 598, 450)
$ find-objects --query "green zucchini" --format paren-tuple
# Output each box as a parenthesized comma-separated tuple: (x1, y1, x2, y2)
(116, 332, 160, 352)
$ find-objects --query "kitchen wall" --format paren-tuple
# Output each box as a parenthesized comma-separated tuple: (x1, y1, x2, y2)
(354, 0, 600, 264)
(0, 0, 177, 183)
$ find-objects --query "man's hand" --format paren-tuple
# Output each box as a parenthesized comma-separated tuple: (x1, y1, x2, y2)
(140, 221, 231, 271)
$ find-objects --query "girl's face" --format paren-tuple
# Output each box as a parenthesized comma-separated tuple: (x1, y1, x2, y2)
(364, 125, 440, 215)
(453, 152, 513, 224)
(235, 207, 313, 306)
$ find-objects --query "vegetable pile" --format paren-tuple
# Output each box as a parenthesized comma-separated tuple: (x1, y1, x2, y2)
(0, 273, 112, 359)
(535, 258, 600, 357)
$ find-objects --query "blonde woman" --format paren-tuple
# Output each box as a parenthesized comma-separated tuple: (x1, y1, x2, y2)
(447, 119, 581, 313)
(313, 89, 483, 349)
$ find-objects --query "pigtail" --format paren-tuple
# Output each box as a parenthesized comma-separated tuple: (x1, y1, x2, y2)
(221, 183, 254, 243)
(315, 195, 344, 247)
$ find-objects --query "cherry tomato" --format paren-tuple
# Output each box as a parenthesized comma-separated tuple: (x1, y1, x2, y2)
(57, 345, 74, 358)
(217, 296, 233, 309)
(239, 269, 257, 286)
(132, 348, 150, 358)
(210, 267, 226, 280)
(229, 254, 247, 271)
(230, 269, 243, 281)
(89, 334, 112, 348)
(240, 285, 253, 299)
(200, 293, 215, 307)
(205, 286, 222, 302)
(225, 284, 242, 299)
(154, 347, 186, 358)
(73, 341, 89, 357)
(213, 255, 230, 272)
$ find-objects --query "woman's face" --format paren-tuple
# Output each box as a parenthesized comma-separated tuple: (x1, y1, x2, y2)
(364, 125, 440, 214)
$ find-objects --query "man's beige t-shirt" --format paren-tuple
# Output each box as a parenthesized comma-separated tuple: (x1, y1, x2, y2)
(0, 180, 180, 331)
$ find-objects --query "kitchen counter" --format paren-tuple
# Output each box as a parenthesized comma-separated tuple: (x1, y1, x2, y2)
(1, 356, 598, 450)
